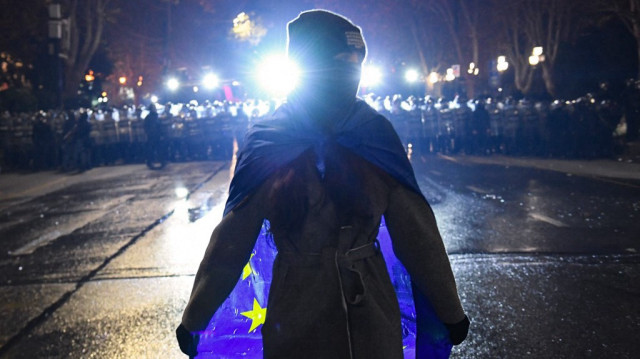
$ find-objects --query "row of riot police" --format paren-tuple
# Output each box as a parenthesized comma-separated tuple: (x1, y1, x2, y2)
(0, 102, 254, 172)
(0, 95, 632, 172)
(379, 95, 626, 159)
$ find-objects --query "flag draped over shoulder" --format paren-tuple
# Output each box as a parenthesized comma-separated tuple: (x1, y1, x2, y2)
(195, 100, 452, 358)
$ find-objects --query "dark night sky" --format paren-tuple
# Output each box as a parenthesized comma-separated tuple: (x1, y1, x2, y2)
(152, 0, 638, 99)
(3, 0, 636, 100)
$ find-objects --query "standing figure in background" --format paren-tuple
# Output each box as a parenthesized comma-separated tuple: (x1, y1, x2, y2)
(143, 103, 167, 169)
(60, 110, 91, 172)
(31, 112, 56, 170)
(470, 102, 491, 155)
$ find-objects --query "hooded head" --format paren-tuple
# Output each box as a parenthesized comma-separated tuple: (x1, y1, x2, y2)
(286, 10, 367, 122)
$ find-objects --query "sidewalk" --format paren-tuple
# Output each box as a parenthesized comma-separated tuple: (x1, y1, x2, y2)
(444, 154, 640, 181)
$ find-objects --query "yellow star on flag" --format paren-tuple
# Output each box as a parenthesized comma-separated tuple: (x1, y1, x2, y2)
(242, 253, 255, 280)
(241, 298, 267, 333)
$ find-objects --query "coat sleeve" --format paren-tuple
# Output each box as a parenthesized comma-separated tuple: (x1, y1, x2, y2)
(181, 180, 270, 332)
(384, 181, 466, 325)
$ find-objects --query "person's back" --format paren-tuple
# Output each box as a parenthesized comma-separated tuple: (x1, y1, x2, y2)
(177, 10, 469, 358)
(260, 145, 403, 358)
(143, 107, 162, 140)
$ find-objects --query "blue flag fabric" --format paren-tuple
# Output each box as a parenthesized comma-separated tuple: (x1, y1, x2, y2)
(195, 100, 452, 358)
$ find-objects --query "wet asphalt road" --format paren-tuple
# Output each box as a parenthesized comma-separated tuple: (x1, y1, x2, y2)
(0, 155, 638, 358)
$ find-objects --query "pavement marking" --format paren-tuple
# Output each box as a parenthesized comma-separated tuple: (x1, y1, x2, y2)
(529, 212, 569, 227)
(0, 163, 229, 357)
(466, 185, 491, 194)
(8, 195, 134, 256)
(438, 154, 458, 163)
(0, 218, 26, 232)
(587, 176, 640, 190)
(0, 176, 69, 201)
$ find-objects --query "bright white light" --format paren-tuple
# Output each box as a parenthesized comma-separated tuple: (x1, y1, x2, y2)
(445, 68, 455, 82)
(361, 65, 382, 88)
(529, 55, 540, 66)
(533, 46, 543, 56)
(193, 86, 199, 93)
(405, 69, 420, 83)
(497, 56, 509, 72)
(428, 72, 439, 84)
(150, 95, 159, 103)
(167, 78, 180, 91)
(175, 187, 189, 198)
(256, 54, 299, 97)
(203, 73, 219, 89)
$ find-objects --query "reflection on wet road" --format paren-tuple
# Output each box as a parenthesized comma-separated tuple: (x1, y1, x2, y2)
(0, 155, 638, 358)
(414, 155, 640, 255)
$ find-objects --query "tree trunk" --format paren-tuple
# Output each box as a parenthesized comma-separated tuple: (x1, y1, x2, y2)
(513, 61, 533, 95)
(635, 21, 640, 80)
(541, 63, 556, 97)
(62, 0, 107, 106)
(409, 17, 430, 96)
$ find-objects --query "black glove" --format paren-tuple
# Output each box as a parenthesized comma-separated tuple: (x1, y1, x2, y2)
(176, 324, 199, 357)
(444, 315, 470, 345)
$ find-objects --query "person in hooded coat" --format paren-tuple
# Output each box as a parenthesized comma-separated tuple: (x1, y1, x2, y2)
(177, 10, 469, 359)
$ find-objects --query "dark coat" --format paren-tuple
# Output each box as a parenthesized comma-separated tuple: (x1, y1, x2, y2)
(181, 100, 464, 358)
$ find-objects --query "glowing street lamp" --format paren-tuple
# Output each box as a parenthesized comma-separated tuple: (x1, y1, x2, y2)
(497, 56, 509, 72)
(533, 46, 543, 57)
(428, 72, 439, 84)
(468, 62, 479, 76)
(118, 76, 127, 85)
(529, 46, 544, 66)
(85, 70, 95, 82)
(405, 69, 420, 83)
(167, 78, 180, 91)
(202, 73, 220, 89)
(445, 68, 455, 82)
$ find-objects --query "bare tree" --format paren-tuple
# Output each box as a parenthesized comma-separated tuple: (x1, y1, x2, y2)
(493, 1, 536, 95)
(494, 0, 589, 97)
(60, 0, 113, 103)
(423, 0, 490, 97)
(594, 0, 640, 79)
(315, 0, 450, 94)
(104, 0, 166, 105)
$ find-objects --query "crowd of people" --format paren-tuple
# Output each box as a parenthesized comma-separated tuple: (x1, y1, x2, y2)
(0, 93, 635, 173)
(0, 100, 257, 172)
(374, 93, 629, 159)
